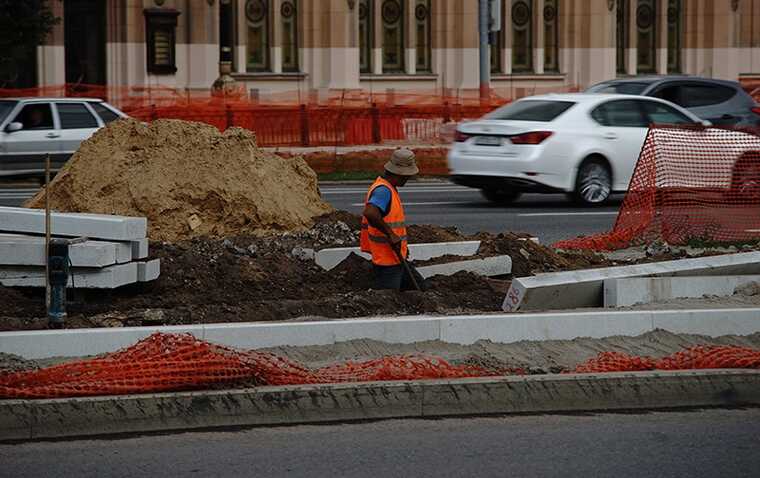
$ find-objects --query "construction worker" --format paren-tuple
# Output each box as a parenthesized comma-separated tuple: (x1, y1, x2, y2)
(361, 148, 425, 291)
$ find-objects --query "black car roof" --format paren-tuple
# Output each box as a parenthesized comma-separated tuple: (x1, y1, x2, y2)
(595, 75, 741, 88)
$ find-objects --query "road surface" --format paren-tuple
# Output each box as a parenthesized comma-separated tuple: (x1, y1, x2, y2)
(1, 181, 622, 244)
(1, 408, 758, 478)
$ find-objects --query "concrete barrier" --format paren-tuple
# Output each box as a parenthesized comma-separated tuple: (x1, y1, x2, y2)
(3, 370, 758, 441)
(315, 241, 482, 270)
(137, 259, 161, 282)
(0, 234, 131, 267)
(417, 255, 511, 278)
(0, 262, 138, 289)
(503, 252, 760, 312)
(3, 308, 760, 360)
(0, 207, 147, 241)
(604, 275, 760, 307)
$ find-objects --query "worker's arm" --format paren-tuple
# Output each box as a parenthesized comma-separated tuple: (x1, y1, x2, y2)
(363, 204, 401, 251)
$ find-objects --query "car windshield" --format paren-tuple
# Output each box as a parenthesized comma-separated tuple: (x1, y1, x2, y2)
(586, 82, 650, 95)
(0, 100, 17, 124)
(485, 100, 575, 122)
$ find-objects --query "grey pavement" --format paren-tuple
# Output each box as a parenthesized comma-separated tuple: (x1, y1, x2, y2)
(1, 408, 758, 478)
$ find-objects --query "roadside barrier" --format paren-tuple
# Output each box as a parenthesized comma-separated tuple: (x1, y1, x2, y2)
(1, 332, 759, 399)
(0, 83, 581, 146)
(555, 125, 760, 251)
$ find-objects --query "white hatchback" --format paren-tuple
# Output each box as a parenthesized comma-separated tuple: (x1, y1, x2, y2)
(0, 97, 127, 182)
(447, 93, 706, 205)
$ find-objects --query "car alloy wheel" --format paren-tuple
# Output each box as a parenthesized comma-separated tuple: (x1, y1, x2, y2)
(576, 161, 611, 205)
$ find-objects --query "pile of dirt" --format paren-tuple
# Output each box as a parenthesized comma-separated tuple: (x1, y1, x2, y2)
(25, 119, 332, 241)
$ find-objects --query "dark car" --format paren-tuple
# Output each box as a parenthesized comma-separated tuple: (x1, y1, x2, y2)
(586, 76, 760, 130)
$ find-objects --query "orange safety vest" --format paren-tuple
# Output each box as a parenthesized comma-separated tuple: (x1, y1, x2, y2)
(360, 177, 408, 266)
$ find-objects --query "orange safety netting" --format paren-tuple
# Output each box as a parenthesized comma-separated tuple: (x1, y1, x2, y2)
(0, 83, 580, 146)
(573, 345, 760, 373)
(555, 125, 760, 251)
(1, 333, 759, 400)
(0, 333, 499, 399)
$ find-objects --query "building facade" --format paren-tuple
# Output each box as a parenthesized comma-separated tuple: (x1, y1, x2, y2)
(28, 0, 760, 98)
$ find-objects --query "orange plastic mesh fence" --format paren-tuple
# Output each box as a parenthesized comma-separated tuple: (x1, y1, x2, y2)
(555, 125, 760, 251)
(0, 333, 499, 399)
(1, 333, 759, 400)
(573, 345, 760, 373)
(0, 83, 580, 146)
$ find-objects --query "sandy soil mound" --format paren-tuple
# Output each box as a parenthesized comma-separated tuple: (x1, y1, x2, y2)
(25, 119, 332, 241)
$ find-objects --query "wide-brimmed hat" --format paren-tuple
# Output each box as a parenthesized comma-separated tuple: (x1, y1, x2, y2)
(384, 148, 419, 176)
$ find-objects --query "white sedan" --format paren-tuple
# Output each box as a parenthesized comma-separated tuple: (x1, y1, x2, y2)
(447, 93, 707, 205)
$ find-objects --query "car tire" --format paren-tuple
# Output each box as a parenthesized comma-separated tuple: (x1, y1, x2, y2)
(573, 159, 612, 206)
(481, 188, 521, 204)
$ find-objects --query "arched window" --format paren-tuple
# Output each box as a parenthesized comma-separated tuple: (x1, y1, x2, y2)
(511, 0, 533, 73)
(667, 0, 681, 73)
(415, 0, 431, 72)
(543, 0, 559, 72)
(616, 0, 629, 74)
(359, 0, 373, 74)
(246, 0, 270, 72)
(636, 0, 656, 73)
(281, 0, 298, 72)
(382, 0, 405, 72)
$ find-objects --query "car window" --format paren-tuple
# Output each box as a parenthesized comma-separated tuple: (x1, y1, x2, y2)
(485, 100, 575, 122)
(586, 82, 650, 95)
(12, 103, 54, 130)
(642, 101, 694, 125)
(652, 83, 737, 108)
(89, 102, 120, 124)
(679, 84, 736, 107)
(590, 100, 648, 127)
(57, 103, 99, 129)
(0, 100, 17, 124)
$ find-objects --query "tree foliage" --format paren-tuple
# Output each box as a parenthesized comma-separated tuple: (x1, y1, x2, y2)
(0, 0, 60, 59)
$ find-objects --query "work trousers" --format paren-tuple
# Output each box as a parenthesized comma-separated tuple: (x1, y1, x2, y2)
(372, 263, 427, 291)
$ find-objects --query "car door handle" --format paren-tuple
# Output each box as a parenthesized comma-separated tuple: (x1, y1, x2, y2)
(603, 132, 618, 140)
(45, 133, 60, 138)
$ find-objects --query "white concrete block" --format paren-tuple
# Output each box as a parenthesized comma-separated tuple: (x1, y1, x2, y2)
(315, 241, 482, 270)
(504, 252, 760, 312)
(0, 262, 138, 289)
(417, 255, 512, 279)
(0, 207, 147, 241)
(137, 259, 160, 282)
(0, 234, 131, 267)
(3, 308, 760, 360)
(130, 238, 149, 259)
(605, 275, 760, 307)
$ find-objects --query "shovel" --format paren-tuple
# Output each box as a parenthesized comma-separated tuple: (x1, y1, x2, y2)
(393, 245, 422, 292)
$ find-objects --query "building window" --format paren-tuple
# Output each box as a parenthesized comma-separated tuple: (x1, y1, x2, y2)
(415, 0, 431, 72)
(490, 0, 504, 73)
(511, 0, 533, 72)
(382, 0, 404, 72)
(616, 0, 629, 74)
(667, 0, 681, 73)
(636, 0, 656, 73)
(543, 0, 559, 72)
(281, 0, 298, 72)
(144, 8, 179, 75)
(360, 0, 373, 73)
(246, 0, 270, 72)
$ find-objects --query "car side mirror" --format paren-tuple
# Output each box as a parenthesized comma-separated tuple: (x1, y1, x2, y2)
(4, 122, 23, 133)
(701, 120, 712, 127)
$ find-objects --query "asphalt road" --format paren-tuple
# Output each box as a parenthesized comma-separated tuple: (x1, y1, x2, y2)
(322, 181, 622, 244)
(1, 181, 622, 244)
(2, 408, 759, 478)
